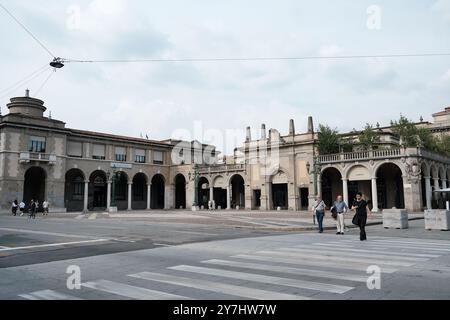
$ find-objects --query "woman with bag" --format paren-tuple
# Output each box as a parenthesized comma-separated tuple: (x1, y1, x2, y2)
(311, 195, 326, 233)
(351, 192, 372, 241)
(11, 200, 18, 216)
(332, 195, 348, 235)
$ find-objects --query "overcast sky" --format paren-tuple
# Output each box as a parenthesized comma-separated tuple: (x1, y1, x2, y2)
(1, 0, 450, 154)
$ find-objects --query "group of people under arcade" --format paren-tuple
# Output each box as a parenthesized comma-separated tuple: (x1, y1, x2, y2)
(11, 199, 50, 219)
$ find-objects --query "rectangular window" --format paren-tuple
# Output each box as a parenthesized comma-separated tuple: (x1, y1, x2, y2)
(153, 150, 164, 165)
(67, 141, 83, 158)
(135, 149, 146, 163)
(29, 136, 46, 153)
(115, 147, 127, 162)
(93, 144, 106, 160)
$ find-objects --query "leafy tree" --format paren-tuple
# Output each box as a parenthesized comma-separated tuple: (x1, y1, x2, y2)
(391, 115, 420, 148)
(317, 124, 340, 154)
(358, 123, 380, 151)
(436, 135, 450, 157)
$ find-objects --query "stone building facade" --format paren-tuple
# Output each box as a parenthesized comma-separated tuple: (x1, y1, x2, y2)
(1, 91, 449, 213)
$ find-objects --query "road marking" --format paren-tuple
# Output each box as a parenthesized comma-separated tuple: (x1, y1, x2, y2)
(202, 259, 368, 282)
(18, 290, 82, 300)
(129, 271, 311, 300)
(169, 265, 353, 294)
(0, 246, 10, 249)
(371, 238, 450, 246)
(256, 250, 415, 267)
(82, 280, 190, 300)
(172, 230, 219, 236)
(232, 254, 398, 273)
(282, 247, 429, 262)
(0, 227, 104, 240)
(336, 242, 450, 252)
(153, 243, 173, 247)
(309, 243, 440, 258)
(371, 239, 450, 247)
(0, 239, 109, 252)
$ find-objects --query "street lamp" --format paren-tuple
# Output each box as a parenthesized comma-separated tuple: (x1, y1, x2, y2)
(307, 156, 322, 225)
(188, 164, 199, 210)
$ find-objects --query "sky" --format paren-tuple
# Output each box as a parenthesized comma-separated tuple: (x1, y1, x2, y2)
(1, 0, 450, 155)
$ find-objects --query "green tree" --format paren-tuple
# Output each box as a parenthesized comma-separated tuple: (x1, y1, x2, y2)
(391, 115, 419, 147)
(317, 124, 340, 154)
(436, 135, 450, 157)
(358, 123, 380, 151)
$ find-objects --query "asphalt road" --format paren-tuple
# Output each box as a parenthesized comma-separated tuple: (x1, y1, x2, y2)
(1, 214, 449, 300)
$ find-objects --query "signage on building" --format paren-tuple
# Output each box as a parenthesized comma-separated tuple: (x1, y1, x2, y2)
(111, 162, 132, 169)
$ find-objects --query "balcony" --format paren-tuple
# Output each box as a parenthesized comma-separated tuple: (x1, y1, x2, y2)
(318, 148, 450, 165)
(19, 152, 57, 165)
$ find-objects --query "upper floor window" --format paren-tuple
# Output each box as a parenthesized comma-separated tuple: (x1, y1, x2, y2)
(67, 141, 82, 158)
(153, 150, 164, 165)
(29, 136, 46, 153)
(115, 147, 127, 162)
(92, 144, 106, 160)
(135, 149, 146, 163)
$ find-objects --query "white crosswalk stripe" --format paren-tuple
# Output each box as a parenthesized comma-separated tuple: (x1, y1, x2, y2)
(169, 265, 353, 294)
(309, 243, 441, 258)
(232, 253, 399, 273)
(82, 279, 191, 300)
(202, 259, 368, 282)
(255, 250, 414, 267)
(281, 247, 430, 262)
(336, 241, 450, 252)
(18, 290, 82, 300)
(129, 271, 311, 300)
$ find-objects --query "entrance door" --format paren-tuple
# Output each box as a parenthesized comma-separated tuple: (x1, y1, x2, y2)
(300, 188, 309, 210)
(253, 190, 261, 209)
(272, 184, 288, 209)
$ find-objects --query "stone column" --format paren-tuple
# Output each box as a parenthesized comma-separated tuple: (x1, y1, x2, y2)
(83, 181, 89, 213)
(210, 185, 214, 203)
(317, 175, 322, 198)
(371, 177, 379, 212)
(106, 181, 112, 210)
(127, 182, 132, 210)
(146, 183, 151, 210)
(287, 182, 297, 211)
(433, 178, 440, 201)
(443, 179, 448, 190)
(226, 184, 231, 210)
(342, 179, 349, 206)
(425, 176, 432, 210)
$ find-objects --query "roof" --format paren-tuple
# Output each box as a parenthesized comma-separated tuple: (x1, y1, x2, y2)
(432, 107, 450, 117)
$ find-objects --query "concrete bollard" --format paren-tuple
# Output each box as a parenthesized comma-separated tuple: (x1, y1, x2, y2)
(201, 205, 204, 210)
(236, 205, 240, 210)
(277, 206, 281, 211)
(424, 210, 450, 231)
(218, 206, 221, 210)
(383, 209, 409, 229)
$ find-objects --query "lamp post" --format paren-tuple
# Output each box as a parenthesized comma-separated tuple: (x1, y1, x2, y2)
(307, 155, 322, 225)
(189, 164, 199, 211)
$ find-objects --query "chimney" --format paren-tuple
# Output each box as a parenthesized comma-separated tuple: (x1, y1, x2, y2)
(307, 116, 314, 133)
(289, 119, 295, 135)
(246, 126, 252, 142)
(261, 124, 266, 139)
(25, 89, 30, 97)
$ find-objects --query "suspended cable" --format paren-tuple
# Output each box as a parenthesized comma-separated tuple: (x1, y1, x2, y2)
(0, 64, 48, 95)
(35, 68, 55, 96)
(0, 2, 55, 58)
(63, 52, 450, 64)
(0, 66, 51, 99)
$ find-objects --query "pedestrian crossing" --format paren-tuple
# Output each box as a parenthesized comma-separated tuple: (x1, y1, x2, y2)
(17, 236, 450, 300)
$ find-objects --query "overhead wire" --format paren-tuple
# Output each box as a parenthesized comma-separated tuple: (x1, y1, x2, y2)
(35, 68, 55, 96)
(0, 2, 55, 58)
(0, 65, 51, 99)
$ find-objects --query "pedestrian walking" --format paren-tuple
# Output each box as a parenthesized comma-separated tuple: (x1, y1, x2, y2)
(351, 192, 372, 241)
(332, 195, 348, 235)
(29, 200, 36, 219)
(19, 201, 25, 216)
(311, 195, 326, 233)
(43, 200, 49, 215)
(11, 200, 18, 216)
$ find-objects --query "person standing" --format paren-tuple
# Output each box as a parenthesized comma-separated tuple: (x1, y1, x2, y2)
(352, 192, 372, 241)
(311, 195, 326, 233)
(29, 200, 36, 219)
(43, 200, 49, 216)
(19, 201, 26, 216)
(333, 195, 348, 235)
(11, 200, 18, 216)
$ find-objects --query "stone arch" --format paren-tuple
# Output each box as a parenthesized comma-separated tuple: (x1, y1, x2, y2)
(373, 160, 406, 179)
(151, 174, 165, 209)
(64, 168, 86, 212)
(114, 171, 129, 211)
(320, 167, 343, 207)
(197, 176, 211, 208)
(376, 162, 405, 209)
(132, 172, 148, 210)
(212, 175, 227, 209)
(88, 170, 107, 210)
(23, 167, 47, 209)
(343, 163, 372, 180)
(174, 173, 187, 209)
(229, 174, 246, 209)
